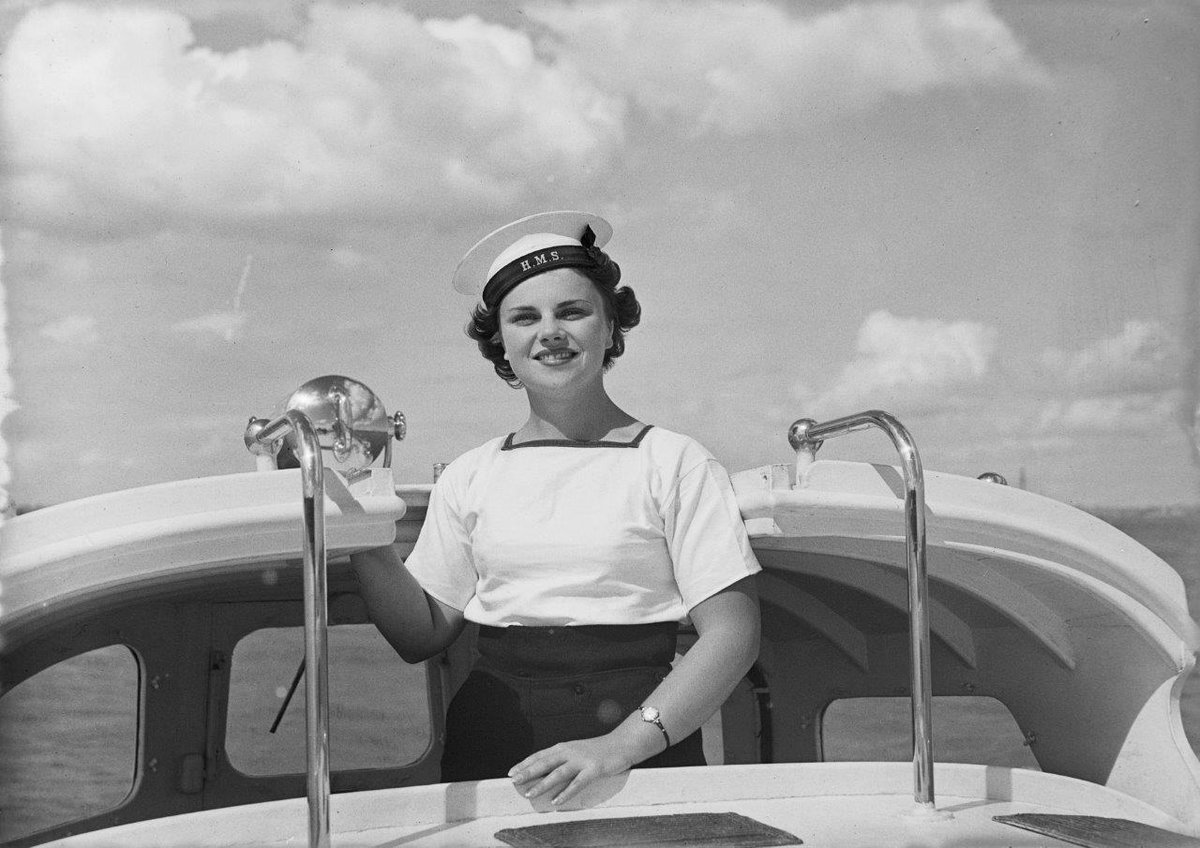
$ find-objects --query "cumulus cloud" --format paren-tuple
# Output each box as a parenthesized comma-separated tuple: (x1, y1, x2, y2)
(1041, 319, 1182, 395)
(1, 0, 1046, 237)
(1, 2, 624, 236)
(1036, 391, 1181, 435)
(801, 310, 998, 417)
(528, 0, 1049, 135)
(1036, 320, 1185, 434)
(40, 314, 99, 345)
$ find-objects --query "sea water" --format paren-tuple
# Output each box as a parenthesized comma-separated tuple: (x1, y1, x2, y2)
(1, 508, 1198, 842)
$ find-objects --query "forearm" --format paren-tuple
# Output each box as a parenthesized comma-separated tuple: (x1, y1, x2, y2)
(588, 633, 754, 771)
(350, 545, 463, 663)
(508, 578, 761, 804)
(506, 577, 760, 807)
(616, 585, 761, 762)
(644, 627, 756, 745)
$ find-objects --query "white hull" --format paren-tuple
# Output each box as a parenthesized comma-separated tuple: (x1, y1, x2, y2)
(39, 762, 1193, 847)
(4, 456, 1198, 846)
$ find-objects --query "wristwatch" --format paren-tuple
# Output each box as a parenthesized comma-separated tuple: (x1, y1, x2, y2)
(638, 705, 671, 747)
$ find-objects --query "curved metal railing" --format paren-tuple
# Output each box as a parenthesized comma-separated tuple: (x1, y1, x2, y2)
(788, 410, 937, 813)
(244, 376, 403, 848)
(247, 410, 331, 848)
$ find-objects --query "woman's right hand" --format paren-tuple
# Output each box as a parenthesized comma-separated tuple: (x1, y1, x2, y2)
(350, 545, 465, 663)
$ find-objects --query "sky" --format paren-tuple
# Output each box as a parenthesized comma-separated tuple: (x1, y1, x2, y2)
(2, 0, 1199, 511)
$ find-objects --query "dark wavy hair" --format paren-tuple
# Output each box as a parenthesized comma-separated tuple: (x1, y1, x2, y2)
(466, 272, 641, 387)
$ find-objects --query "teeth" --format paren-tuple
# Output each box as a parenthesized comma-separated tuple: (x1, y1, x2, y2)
(539, 351, 575, 362)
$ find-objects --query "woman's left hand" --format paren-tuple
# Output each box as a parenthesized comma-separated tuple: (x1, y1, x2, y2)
(507, 579, 760, 806)
(508, 732, 649, 806)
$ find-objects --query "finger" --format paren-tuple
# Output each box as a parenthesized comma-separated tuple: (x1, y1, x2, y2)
(519, 763, 578, 800)
(509, 740, 575, 778)
(550, 769, 591, 806)
(508, 763, 542, 784)
(511, 772, 549, 795)
(508, 750, 559, 783)
(508, 757, 540, 780)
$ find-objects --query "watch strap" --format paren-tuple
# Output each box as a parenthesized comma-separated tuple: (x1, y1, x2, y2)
(638, 705, 671, 747)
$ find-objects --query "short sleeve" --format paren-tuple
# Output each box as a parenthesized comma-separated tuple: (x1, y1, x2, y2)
(402, 468, 478, 612)
(664, 457, 762, 611)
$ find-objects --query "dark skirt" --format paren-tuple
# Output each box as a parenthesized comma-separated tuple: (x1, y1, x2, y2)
(440, 622, 706, 781)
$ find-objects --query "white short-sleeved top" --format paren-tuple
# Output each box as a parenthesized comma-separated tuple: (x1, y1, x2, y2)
(404, 425, 761, 626)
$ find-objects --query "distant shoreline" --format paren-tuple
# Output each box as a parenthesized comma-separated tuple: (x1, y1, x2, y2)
(1084, 504, 1200, 521)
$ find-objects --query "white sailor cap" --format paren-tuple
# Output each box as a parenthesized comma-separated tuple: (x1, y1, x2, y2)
(452, 211, 618, 307)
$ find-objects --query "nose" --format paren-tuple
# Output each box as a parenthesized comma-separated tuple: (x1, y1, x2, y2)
(538, 318, 566, 343)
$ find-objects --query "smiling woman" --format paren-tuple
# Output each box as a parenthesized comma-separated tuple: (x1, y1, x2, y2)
(349, 211, 762, 807)
(464, 219, 641, 390)
(493, 271, 615, 394)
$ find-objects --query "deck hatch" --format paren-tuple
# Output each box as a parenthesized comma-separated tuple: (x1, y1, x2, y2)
(994, 814, 1200, 847)
(494, 811, 801, 847)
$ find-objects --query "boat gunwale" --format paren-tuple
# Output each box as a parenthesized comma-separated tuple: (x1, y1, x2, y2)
(34, 761, 1197, 847)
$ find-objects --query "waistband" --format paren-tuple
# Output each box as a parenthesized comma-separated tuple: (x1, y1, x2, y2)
(475, 622, 678, 677)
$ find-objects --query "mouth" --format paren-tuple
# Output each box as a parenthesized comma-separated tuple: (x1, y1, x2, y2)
(533, 349, 579, 365)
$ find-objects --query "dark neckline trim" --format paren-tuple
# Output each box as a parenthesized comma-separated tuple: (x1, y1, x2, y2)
(502, 424, 654, 451)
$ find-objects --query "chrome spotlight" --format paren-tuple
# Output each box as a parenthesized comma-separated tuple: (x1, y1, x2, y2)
(282, 375, 404, 473)
(246, 375, 405, 474)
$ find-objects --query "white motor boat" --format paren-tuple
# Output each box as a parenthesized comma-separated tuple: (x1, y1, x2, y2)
(2, 376, 1198, 847)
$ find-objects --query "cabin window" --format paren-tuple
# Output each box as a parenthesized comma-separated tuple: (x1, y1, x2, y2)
(0, 645, 139, 843)
(225, 623, 431, 775)
(821, 696, 1040, 768)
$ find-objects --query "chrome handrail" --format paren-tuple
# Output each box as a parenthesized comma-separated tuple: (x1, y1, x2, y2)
(250, 410, 331, 848)
(788, 411, 937, 813)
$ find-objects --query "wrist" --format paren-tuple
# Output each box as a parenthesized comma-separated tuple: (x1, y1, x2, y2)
(610, 714, 668, 768)
(637, 705, 671, 748)
(628, 707, 671, 759)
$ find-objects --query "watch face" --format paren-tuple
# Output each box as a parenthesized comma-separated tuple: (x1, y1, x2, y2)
(641, 707, 660, 722)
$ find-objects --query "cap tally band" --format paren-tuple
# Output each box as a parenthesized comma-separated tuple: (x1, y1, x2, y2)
(481, 225, 620, 307)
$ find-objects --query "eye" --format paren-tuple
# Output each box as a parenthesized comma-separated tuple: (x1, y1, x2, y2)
(559, 307, 589, 319)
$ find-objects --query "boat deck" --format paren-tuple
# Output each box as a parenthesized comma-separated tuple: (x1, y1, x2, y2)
(43, 762, 1199, 848)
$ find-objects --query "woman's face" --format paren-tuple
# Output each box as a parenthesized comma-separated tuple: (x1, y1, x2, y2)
(496, 268, 614, 395)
